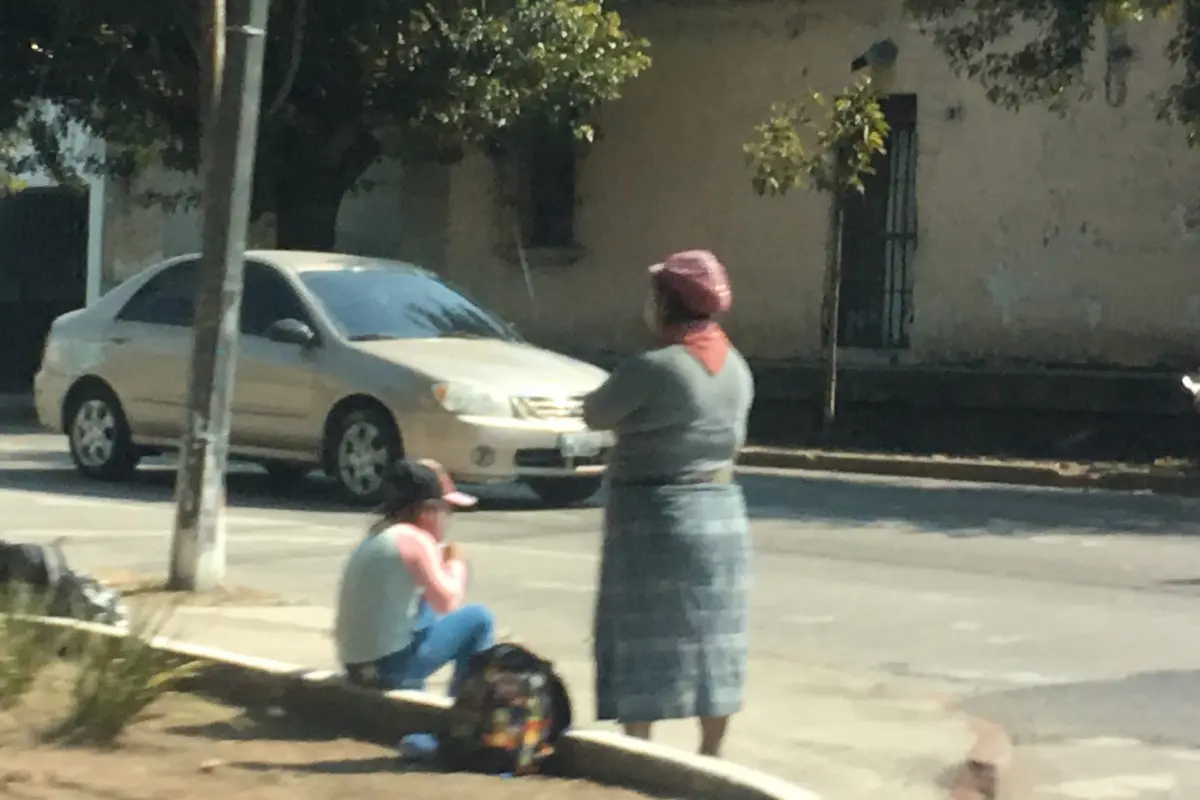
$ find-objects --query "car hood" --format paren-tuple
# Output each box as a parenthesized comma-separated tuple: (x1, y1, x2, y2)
(351, 337, 609, 395)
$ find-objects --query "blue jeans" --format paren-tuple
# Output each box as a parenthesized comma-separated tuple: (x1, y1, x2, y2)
(346, 603, 494, 694)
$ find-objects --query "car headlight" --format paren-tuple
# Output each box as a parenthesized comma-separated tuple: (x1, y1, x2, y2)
(431, 382, 513, 418)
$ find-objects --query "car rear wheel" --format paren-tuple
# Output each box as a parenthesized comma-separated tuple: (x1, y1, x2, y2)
(66, 385, 139, 481)
(329, 407, 401, 506)
(526, 477, 602, 507)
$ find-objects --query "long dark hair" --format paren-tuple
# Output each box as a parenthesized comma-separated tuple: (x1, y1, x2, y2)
(369, 484, 419, 535)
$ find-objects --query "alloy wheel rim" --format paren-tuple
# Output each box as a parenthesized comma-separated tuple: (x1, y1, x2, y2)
(72, 399, 118, 468)
(337, 421, 389, 496)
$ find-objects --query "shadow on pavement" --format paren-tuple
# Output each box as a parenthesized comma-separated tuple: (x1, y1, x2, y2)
(231, 756, 402, 775)
(5, 435, 1194, 536)
(739, 471, 1200, 537)
(0, 450, 75, 465)
(167, 708, 341, 744)
(0, 464, 556, 515)
(960, 668, 1200, 749)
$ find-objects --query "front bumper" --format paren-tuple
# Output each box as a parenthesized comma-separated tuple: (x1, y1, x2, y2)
(33, 368, 69, 433)
(402, 412, 613, 484)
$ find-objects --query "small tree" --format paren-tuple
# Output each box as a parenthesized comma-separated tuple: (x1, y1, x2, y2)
(743, 75, 889, 428)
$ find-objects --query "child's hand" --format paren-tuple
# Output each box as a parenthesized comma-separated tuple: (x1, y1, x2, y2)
(442, 543, 461, 563)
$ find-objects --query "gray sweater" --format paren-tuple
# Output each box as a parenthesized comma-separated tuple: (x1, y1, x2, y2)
(582, 343, 755, 482)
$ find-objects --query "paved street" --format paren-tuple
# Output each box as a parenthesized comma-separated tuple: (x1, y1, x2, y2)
(7, 424, 1200, 797)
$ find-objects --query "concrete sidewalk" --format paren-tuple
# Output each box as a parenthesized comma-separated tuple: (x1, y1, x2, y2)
(162, 604, 983, 800)
(187, 606, 1200, 800)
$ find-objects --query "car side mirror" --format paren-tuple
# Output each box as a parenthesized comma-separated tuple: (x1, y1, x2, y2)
(267, 318, 317, 347)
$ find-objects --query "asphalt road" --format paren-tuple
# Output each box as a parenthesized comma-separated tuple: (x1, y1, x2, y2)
(7, 425, 1200, 795)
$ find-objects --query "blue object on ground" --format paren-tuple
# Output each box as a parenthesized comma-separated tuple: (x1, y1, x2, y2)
(398, 732, 440, 763)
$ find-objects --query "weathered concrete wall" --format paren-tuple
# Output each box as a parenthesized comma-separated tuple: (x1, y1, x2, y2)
(100, 168, 184, 290)
(441, 0, 1200, 367)
(98, 156, 420, 290)
(902, 11, 1200, 368)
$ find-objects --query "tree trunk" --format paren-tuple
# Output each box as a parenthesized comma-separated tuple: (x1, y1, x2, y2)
(199, 0, 225, 174)
(820, 183, 844, 432)
(274, 182, 344, 250)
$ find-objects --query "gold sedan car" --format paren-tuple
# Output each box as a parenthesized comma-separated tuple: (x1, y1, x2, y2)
(34, 251, 612, 506)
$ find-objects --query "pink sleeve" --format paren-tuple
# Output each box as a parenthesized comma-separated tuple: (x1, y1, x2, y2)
(393, 526, 467, 614)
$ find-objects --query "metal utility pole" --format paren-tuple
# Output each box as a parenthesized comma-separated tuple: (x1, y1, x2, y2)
(169, 0, 271, 591)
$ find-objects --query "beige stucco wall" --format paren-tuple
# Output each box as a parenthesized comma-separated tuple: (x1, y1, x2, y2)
(98, 157, 417, 290)
(442, 0, 1200, 367)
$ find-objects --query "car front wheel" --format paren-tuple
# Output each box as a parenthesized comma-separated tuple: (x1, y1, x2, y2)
(66, 386, 139, 481)
(329, 407, 401, 506)
(526, 477, 602, 507)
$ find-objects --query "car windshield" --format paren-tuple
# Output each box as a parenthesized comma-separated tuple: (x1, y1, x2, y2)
(297, 265, 519, 342)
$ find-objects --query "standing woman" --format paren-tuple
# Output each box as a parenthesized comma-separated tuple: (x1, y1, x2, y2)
(583, 250, 754, 758)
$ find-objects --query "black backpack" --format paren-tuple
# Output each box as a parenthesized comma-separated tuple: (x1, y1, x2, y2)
(439, 643, 572, 776)
(0, 538, 128, 626)
(0, 540, 52, 587)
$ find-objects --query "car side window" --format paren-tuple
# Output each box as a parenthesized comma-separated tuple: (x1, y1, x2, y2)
(240, 261, 312, 338)
(116, 260, 199, 326)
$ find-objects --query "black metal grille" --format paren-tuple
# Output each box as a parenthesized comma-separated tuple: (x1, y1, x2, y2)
(837, 94, 918, 349)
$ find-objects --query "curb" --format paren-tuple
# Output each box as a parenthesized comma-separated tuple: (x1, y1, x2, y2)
(20, 616, 822, 800)
(740, 446, 1200, 496)
(3, 403, 1194, 497)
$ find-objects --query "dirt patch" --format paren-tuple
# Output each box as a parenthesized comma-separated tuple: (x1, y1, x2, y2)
(0, 665, 655, 800)
(94, 571, 293, 608)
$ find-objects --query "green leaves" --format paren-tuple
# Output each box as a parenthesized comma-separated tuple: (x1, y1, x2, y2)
(743, 75, 889, 197)
(0, 0, 650, 233)
(384, 0, 650, 156)
(52, 603, 201, 746)
(0, 587, 66, 710)
(904, 0, 1200, 144)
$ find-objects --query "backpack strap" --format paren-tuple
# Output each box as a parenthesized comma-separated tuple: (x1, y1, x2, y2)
(545, 668, 572, 738)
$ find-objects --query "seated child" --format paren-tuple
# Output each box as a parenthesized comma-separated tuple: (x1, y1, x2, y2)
(334, 458, 494, 692)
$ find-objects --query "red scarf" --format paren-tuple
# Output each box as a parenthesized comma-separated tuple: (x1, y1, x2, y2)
(659, 321, 730, 375)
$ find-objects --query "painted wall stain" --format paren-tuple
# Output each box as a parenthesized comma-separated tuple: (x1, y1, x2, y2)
(1177, 202, 1200, 238)
(985, 266, 1028, 328)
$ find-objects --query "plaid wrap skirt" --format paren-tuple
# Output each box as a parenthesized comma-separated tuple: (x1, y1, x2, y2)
(593, 480, 751, 723)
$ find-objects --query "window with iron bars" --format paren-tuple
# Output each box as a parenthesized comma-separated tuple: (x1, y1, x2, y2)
(834, 93, 918, 350)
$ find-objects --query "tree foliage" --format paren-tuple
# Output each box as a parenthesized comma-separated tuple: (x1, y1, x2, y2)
(742, 75, 890, 429)
(0, 0, 650, 247)
(0, 132, 28, 194)
(743, 75, 889, 197)
(904, 0, 1200, 145)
